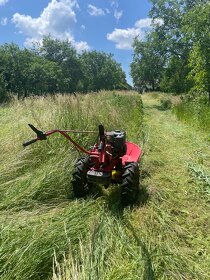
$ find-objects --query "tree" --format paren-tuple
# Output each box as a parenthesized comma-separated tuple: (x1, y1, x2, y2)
(79, 51, 127, 92)
(149, 0, 208, 57)
(183, 2, 210, 101)
(131, 34, 165, 92)
(38, 36, 82, 92)
(130, 0, 209, 93)
(147, 0, 193, 93)
(25, 57, 65, 94)
(0, 37, 128, 100)
(0, 44, 34, 98)
(159, 55, 192, 93)
(0, 73, 8, 103)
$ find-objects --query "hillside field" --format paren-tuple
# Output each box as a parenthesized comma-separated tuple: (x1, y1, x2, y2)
(0, 91, 209, 280)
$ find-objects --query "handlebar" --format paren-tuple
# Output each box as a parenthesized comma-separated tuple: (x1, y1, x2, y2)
(98, 124, 105, 139)
(22, 124, 99, 156)
(23, 138, 37, 147)
(23, 124, 47, 147)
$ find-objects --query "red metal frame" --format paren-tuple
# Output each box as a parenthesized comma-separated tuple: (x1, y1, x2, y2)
(24, 127, 142, 169)
(43, 129, 142, 167)
(44, 130, 98, 155)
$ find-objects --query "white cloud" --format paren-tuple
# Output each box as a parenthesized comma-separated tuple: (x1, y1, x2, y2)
(81, 24, 85, 30)
(107, 28, 139, 50)
(12, 0, 77, 37)
(87, 4, 106, 16)
(110, 0, 118, 8)
(74, 41, 89, 53)
(107, 18, 161, 50)
(135, 18, 152, 29)
(1, 17, 8, 26)
(0, 0, 8, 6)
(114, 9, 123, 21)
(12, 0, 89, 53)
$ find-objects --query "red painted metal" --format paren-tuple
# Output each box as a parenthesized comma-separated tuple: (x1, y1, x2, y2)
(44, 130, 98, 155)
(122, 142, 142, 165)
(23, 124, 143, 188)
(24, 126, 142, 169)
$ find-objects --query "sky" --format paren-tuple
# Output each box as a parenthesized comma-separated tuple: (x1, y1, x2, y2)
(0, 0, 152, 85)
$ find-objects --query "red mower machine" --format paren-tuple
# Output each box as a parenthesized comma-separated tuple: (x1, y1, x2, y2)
(23, 124, 142, 205)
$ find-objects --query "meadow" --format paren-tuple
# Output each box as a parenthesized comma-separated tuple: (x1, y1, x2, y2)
(0, 91, 209, 280)
(0, 91, 145, 280)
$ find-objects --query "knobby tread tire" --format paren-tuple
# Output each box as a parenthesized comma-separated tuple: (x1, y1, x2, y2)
(121, 162, 140, 206)
(70, 157, 91, 198)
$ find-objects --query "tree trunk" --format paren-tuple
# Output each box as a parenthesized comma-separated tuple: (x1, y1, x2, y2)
(152, 80, 155, 91)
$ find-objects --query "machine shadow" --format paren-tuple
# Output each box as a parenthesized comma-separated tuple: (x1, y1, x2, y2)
(102, 184, 156, 280)
(104, 182, 150, 218)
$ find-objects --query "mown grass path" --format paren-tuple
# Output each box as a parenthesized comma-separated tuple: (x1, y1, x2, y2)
(133, 93, 210, 279)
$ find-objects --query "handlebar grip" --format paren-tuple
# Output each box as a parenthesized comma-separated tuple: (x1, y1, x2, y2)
(23, 139, 37, 147)
(98, 125, 105, 137)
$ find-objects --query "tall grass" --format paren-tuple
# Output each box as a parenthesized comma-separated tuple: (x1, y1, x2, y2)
(52, 213, 153, 280)
(172, 95, 210, 132)
(50, 92, 210, 280)
(1, 91, 209, 280)
(0, 91, 143, 210)
(0, 91, 144, 280)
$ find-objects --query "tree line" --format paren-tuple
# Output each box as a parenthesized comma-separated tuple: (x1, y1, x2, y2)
(131, 0, 210, 99)
(0, 36, 128, 103)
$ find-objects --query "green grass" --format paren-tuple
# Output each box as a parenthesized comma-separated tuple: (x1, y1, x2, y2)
(0, 91, 209, 280)
(0, 91, 145, 280)
(172, 97, 210, 132)
(172, 94, 210, 200)
(188, 163, 210, 199)
(52, 212, 155, 280)
(140, 93, 210, 280)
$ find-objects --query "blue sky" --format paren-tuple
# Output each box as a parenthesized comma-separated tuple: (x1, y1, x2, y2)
(0, 0, 152, 85)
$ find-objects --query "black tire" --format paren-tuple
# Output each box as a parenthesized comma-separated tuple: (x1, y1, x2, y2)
(121, 162, 140, 206)
(70, 157, 91, 198)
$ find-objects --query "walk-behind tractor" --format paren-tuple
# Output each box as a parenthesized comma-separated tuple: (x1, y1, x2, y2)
(23, 124, 142, 205)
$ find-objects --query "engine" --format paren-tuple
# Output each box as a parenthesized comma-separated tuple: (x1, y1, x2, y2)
(106, 130, 126, 157)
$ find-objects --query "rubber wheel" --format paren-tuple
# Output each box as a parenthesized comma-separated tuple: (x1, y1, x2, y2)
(121, 162, 140, 206)
(71, 157, 91, 198)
